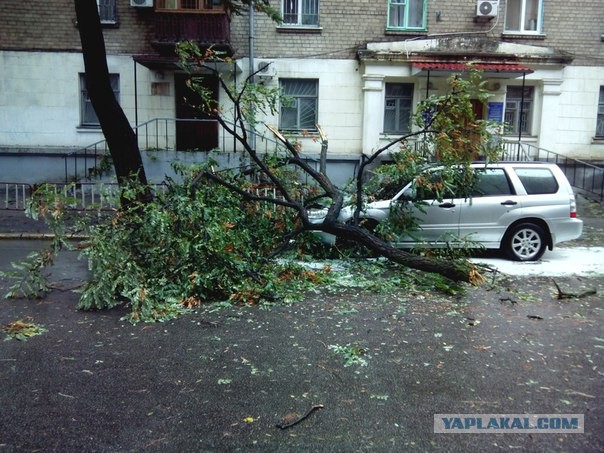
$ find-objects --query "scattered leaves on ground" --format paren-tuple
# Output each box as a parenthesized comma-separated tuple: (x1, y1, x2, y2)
(2, 319, 47, 341)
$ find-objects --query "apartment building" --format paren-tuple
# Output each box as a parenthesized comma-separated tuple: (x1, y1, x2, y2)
(0, 0, 602, 170)
(247, 0, 604, 162)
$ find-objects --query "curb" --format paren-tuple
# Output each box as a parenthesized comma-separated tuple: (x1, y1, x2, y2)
(0, 233, 90, 240)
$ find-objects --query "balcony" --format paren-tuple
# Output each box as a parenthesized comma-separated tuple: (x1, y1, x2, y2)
(152, 13, 232, 55)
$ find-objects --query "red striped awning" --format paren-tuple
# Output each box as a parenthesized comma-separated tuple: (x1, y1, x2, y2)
(412, 62, 533, 74)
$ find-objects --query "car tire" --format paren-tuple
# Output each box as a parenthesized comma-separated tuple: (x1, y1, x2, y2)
(503, 223, 547, 261)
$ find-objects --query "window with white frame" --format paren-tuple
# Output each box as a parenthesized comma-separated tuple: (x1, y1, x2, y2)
(97, 0, 117, 24)
(387, 0, 426, 30)
(282, 0, 320, 26)
(383, 83, 413, 134)
(279, 79, 318, 131)
(80, 73, 120, 127)
(597, 86, 604, 138)
(504, 86, 534, 135)
(504, 0, 543, 33)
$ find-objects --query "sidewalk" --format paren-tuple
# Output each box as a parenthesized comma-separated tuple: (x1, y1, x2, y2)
(0, 210, 51, 237)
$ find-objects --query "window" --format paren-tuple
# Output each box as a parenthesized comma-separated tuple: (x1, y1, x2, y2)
(80, 73, 120, 127)
(156, 0, 223, 13)
(597, 87, 604, 138)
(387, 0, 426, 30)
(282, 0, 320, 26)
(504, 86, 534, 135)
(279, 79, 318, 131)
(471, 169, 514, 197)
(514, 168, 558, 194)
(505, 0, 543, 33)
(97, 0, 117, 24)
(383, 83, 413, 134)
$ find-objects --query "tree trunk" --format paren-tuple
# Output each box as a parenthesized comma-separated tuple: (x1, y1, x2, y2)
(74, 0, 149, 199)
(320, 223, 476, 283)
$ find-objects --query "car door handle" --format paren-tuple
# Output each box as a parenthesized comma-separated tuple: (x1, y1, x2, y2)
(501, 200, 518, 206)
(438, 202, 456, 208)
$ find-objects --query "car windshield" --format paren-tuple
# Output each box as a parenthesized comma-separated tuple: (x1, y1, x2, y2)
(395, 166, 512, 201)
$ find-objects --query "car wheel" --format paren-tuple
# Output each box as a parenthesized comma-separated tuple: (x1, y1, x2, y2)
(503, 223, 547, 261)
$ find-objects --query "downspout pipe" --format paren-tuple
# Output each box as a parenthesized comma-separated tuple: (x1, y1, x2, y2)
(248, 5, 256, 151)
(134, 60, 139, 134)
(517, 72, 526, 160)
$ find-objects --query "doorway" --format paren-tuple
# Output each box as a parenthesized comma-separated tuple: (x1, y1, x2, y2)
(470, 99, 485, 120)
(174, 73, 219, 151)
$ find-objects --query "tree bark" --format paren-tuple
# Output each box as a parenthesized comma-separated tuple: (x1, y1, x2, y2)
(74, 0, 149, 198)
(318, 223, 476, 283)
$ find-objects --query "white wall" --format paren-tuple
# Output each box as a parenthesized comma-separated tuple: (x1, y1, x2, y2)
(245, 58, 363, 158)
(2, 50, 603, 163)
(556, 66, 604, 160)
(0, 50, 173, 151)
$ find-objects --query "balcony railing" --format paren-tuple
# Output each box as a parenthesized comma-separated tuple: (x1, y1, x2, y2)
(152, 13, 230, 49)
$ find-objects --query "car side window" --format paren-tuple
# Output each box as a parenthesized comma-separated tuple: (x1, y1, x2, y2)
(514, 168, 559, 194)
(413, 176, 456, 201)
(471, 169, 515, 197)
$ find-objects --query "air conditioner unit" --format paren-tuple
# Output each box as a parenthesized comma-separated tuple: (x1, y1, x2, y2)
(130, 0, 153, 7)
(256, 61, 276, 79)
(476, 1, 499, 18)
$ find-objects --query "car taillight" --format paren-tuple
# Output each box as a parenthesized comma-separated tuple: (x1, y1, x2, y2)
(570, 196, 577, 218)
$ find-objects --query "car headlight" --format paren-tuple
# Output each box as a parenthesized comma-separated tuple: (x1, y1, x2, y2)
(307, 208, 328, 221)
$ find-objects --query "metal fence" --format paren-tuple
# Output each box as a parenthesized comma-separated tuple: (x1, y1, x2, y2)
(0, 182, 167, 212)
(1, 183, 32, 210)
(0, 182, 290, 212)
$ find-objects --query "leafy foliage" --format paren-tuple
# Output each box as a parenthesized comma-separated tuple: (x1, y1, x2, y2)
(0, 249, 54, 299)
(415, 69, 503, 165)
(0, 185, 78, 298)
(71, 165, 329, 322)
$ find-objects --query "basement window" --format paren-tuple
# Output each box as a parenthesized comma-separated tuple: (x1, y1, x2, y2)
(155, 0, 223, 13)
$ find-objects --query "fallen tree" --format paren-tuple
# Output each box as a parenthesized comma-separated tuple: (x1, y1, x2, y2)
(179, 45, 502, 284)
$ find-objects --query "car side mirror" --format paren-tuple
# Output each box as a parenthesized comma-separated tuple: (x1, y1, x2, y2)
(401, 187, 416, 201)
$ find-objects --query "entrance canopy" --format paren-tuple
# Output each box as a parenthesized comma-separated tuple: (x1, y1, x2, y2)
(411, 62, 534, 78)
(133, 54, 180, 70)
(133, 54, 240, 74)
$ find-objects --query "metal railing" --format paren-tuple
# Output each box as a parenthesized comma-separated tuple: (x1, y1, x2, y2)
(61, 118, 291, 183)
(0, 182, 123, 212)
(0, 181, 292, 212)
(500, 141, 532, 161)
(6, 124, 602, 209)
(1, 183, 32, 210)
(518, 143, 604, 199)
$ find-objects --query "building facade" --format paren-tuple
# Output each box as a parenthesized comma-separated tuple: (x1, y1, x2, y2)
(0, 0, 603, 177)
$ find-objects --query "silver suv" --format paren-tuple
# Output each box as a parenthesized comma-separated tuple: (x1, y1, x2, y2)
(312, 162, 583, 261)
